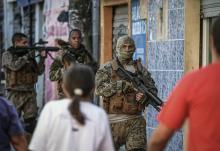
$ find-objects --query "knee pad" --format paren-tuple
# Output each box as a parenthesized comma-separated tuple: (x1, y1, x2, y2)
(24, 118, 37, 134)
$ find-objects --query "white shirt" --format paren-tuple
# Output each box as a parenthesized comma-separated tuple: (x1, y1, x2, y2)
(29, 99, 115, 151)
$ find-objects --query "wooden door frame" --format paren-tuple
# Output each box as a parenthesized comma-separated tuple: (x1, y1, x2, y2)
(100, 0, 131, 64)
(183, 1, 200, 151)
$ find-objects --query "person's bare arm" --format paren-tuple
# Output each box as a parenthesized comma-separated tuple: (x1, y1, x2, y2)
(11, 134, 27, 151)
(148, 123, 174, 151)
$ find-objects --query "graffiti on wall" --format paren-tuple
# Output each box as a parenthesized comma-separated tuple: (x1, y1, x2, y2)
(68, 0, 92, 32)
(43, 0, 69, 102)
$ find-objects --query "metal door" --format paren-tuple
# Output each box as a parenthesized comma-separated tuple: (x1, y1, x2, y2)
(201, 0, 220, 18)
(112, 5, 128, 57)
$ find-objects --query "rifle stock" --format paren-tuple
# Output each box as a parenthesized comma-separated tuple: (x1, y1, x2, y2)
(117, 66, 163, 112)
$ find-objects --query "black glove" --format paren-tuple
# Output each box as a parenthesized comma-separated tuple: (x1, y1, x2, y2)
(26, 51, 35, 59)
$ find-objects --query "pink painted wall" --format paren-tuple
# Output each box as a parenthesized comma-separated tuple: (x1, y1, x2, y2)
(43, 0, 69, 102)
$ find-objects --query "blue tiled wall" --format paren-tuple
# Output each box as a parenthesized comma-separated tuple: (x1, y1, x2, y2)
(132, 0, 185, 150)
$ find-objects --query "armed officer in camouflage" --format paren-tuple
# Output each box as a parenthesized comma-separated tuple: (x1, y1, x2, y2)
(2, 33, 46, 134)
(95, 36, 158, 151)
(49, 29, 98, 99)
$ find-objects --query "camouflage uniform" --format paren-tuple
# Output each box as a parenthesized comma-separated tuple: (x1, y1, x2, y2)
(2, 47, 45, 133)
(49, 44, 98, 99)
(95, 36, 157, 151)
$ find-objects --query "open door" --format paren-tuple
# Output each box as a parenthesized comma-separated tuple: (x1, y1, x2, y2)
(100, 0, 130, 64)
(201, 0, 220, 65)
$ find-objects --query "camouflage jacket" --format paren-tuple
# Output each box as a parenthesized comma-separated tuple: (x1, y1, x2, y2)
(95, 59, 157, 113)
(2, 48, 45, 91)
(49, 44, 98, 97)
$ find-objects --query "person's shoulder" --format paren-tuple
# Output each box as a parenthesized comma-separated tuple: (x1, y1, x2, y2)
(80, 44, 87, 51)
(0, 97, 13, 107)
(186, 63, 220, 82)
(133, 59, 148, 70)
(183, 64, 212, 80)
(2, 50, 12, 58)
(98, 61, 113, 71)
(81, 102, 107, 120)
(197, 62, 220, 74)
(43, 99, 70, 113)
(53, 55, 62, 62)
(96, 61, 112, 77)
(80, 45, 93, 57)
(177, 66, 211, 87)
(81, 102, 101, 111)
(50, 56, 62, 67)
(46, 98, 70, 106)
(0, 97, 16, 115)
(2, 50, 9, 55)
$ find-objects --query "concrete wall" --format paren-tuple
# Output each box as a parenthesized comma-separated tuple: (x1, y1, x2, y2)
(147, 0, 185, 150)
(131, 0, 185, 150)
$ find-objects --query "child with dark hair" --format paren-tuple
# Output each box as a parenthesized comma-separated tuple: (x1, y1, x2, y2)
(29, 64, 114, 151)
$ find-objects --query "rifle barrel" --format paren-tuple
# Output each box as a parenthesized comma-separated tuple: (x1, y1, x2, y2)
(8, 46, 60, 53)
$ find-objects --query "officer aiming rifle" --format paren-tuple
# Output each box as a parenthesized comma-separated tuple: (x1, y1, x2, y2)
(7, 38, 60, 58)
(1, 33, 50, 137)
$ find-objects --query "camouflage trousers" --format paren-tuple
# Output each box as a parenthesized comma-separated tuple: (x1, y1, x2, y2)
(7, 90, 38, 120)
(110, 116, 146, 151)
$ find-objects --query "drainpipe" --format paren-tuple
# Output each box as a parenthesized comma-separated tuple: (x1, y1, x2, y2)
(28, 0, 33, 45)
(3, 0, 13, 49)
(92, 0, 100, 105)
(92, 0, 100, 62)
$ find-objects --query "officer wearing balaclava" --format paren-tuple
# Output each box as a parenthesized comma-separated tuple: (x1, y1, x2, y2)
(95, 35, 158, 151)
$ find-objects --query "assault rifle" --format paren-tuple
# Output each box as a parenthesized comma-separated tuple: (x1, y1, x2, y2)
(7, 46, 60, 56)
(56, 38, 70, 50)
(116, 58, 163, 111)
(7, 39, 60, 56)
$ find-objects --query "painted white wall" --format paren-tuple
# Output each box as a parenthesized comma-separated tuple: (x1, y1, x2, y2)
(35, 3, 45, 111)
(3, 0, 14, 49)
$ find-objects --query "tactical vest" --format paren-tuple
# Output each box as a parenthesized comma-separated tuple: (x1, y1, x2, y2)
(57, 49, 88, 98)
(64, 46, 98, 73)
(5, 58, 38, 88)
(75, 50, 87, 63)
(103, 59, 144, 115)
(66, 46, 88, 64)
